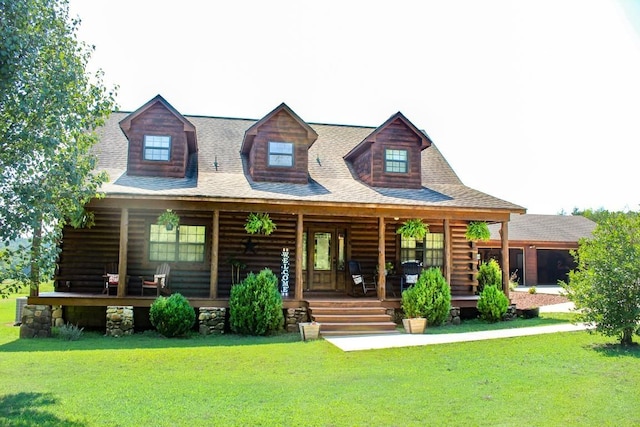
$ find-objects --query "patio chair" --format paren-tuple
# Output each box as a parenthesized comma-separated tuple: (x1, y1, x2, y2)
(400, 261, 422, 293)
(103, 262, 120, 295)
(140, 263, 171, 296)
(348, 260, 377, 296)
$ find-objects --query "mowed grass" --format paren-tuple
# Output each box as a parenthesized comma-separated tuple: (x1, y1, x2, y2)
(1, 290, 639, 426)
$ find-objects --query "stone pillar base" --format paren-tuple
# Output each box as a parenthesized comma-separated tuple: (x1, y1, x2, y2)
(285, 307, 309, 333)
(199, 307, 226, 335)
(106, 306, 134, 337)
(20, 305, 52, 338)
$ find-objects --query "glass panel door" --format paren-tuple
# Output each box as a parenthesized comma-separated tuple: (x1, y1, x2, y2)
(314, 232, 331, 270)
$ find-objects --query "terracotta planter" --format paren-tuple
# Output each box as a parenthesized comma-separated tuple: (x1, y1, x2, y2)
(299, 322, 321, 341)
(402, 317, 427, 334)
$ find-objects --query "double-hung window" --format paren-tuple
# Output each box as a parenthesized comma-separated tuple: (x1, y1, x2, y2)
(268, 141, 294, 167)
(144, 135, 171, 161)
(385, 149, 408, 173)
(149, 224, 206, 262)
(400, 233, 444, 268)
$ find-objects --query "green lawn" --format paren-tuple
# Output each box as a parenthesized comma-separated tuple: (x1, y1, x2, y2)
(1, 291, 639, 426)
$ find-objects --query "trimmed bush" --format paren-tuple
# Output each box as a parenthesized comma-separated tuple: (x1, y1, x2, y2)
(150, 293, 195, 338)
(402, 267, 451, 326)
(229, 268, 284, 335)
(477, 259, 502, 294)
(477, 285, 509, 322)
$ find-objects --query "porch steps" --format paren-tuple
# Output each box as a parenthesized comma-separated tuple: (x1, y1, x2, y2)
(308, 300, 399, 336)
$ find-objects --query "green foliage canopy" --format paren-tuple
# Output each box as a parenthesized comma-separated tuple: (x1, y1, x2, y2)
(564, 212, 640, 345)
(402, 267, 451, 325)
(0, 0, 117, 295)
(477, 259, 502, 294)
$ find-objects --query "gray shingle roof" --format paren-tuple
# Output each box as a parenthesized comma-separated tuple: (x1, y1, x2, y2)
(93, 111, 525, 212)
(488, 214, 596, 242)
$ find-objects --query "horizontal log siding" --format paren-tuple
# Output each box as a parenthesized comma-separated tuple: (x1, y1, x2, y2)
(125, 102, 189, 178)
(348, 219, 397, 275)
(56, 209, 121, 293)
(217, 212, 298, 297)
(248, 110, 311, 184)
(370, 120, 423, 188)
(449, 221, 478, 295)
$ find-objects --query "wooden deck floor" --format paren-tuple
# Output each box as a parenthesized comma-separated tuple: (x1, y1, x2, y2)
(28, 291, 479, 309)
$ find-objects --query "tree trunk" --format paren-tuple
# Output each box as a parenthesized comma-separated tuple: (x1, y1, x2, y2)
(29, 219, 43, 297)
(621, 328, 633, 346)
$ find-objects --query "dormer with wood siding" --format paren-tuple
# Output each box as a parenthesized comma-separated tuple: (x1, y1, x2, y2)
(119, 95, 197, 178)
(344, 112, 431, 189)
(241, 103, 318, 184)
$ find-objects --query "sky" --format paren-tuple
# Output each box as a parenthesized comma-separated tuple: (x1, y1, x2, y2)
(68, 0, 640, 215)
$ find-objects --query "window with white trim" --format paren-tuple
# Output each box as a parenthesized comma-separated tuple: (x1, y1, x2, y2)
(149, 224, 206, 262)
(385, 149, 408, 173)
(268, 141, 294, 167)
(144, 135, 171, 161)
(400, 233, 444, 268)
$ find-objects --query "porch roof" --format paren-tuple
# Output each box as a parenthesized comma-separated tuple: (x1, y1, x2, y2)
(93, 112, 525, 213)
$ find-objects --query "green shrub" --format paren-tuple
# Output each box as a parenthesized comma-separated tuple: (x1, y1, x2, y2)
(402, 267, 451, 326)
(477, 259, 502, 294)
(150, 293, 195, 338)
(477, 285, 509, 322)
(229, 268, 284, 335)
(528, 286, 537, 294)
(54, 323, 84, 341)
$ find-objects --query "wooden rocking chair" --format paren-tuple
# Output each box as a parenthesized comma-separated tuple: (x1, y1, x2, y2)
(348, 260, 377, 296)
(140, 263, 171, 296)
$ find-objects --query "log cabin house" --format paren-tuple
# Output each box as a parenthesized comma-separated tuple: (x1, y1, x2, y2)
(29, 95, 525, 330)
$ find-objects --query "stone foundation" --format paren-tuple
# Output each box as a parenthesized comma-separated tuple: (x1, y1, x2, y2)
(106, 306, 134, 337)
(285, 307, 309, 332)
(447, 307, 461, 325)
(503, 304, 518, 321)
(199, 307, 226, 335)
(20, 305, 52, 338)
(51, 305, 64, 327)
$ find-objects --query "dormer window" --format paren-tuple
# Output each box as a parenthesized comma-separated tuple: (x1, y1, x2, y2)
(268, 141, 294, 167)
(385, 149, 408, 173)
(144, 135, 171, 161)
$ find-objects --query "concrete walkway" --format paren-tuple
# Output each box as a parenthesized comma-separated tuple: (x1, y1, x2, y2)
(325, 323, 591, 352)
(325, 286, 585, 352)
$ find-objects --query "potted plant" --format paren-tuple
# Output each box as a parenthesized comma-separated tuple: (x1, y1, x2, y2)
(396, 218, 429, 240)
(465, 221, 491, 242)
(245, 212, 276, 235)
(376, 261, 395, 276)
(401, 279, 428, 334)
(299, 321, 321, 341)
(157, 209, 180, 231)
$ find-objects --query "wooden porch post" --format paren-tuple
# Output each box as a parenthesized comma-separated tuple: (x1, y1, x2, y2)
(443, 219, 451, 284)
(209, 210, 220, 299)
(296, 213, 304, 300)
(500, 221, 510, 298)
(117, 208, 129, 298)
(377, 216, 386, 300)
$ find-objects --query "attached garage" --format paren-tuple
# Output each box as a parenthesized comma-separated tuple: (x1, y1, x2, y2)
(478, 214, 596, 287)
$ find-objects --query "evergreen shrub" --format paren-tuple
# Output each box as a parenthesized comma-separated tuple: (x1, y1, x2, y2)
(229, 268, 284, 335)
(477, 285, 509, 322)
(150, 293, 195, 337)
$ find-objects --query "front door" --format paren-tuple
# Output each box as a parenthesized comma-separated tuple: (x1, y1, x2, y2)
(308, 229, 335, 290)
(304, 226, 347, 291)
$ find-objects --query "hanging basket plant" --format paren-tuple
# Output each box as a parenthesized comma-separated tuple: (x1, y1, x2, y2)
(396, 218, 429, 240)
(465, 221, 491, 242)
(245, 212, 276, 236)
(157, 209, 180, 231)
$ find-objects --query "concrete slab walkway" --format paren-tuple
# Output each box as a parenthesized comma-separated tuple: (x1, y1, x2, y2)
(325, 323, 591, 352)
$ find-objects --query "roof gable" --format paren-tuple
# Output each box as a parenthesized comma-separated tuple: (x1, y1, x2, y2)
(343, 112, 431, 161)
(119, 94, 197, 154)
(241, 103, 318, 155)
